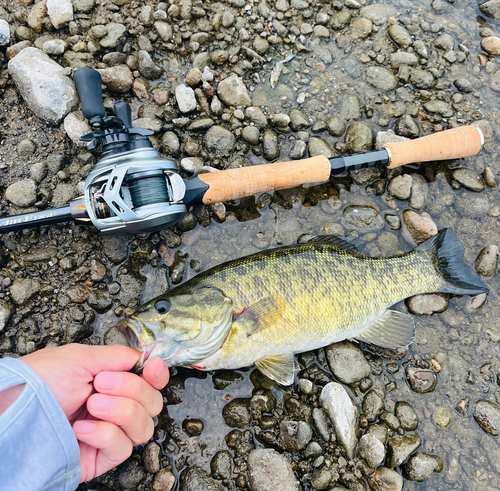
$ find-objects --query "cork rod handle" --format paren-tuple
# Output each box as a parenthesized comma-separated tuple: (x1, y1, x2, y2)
(198, 156, 331, 204)
(384, 126, 484, 169)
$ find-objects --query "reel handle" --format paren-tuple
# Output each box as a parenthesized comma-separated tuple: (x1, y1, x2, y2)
(114, 102, 132, 128)
(73, 68, 106, 127)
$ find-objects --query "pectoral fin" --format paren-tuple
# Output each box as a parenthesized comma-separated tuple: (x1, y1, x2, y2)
(234, 297, 282, 337)
(255, 353, 295, 386)
(355, 310, 415, 349)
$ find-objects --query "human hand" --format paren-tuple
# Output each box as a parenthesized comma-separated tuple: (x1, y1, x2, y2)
(19, 344, 169, 482)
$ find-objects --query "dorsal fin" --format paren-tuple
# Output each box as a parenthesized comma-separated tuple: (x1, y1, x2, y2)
(307, 234, 359, 250)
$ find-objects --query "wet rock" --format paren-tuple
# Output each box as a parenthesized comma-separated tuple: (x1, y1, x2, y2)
(360, 4, 394, 25)
(387, 433, 421, 468)
(376, 130, 410, 149)
(5, 179, 37, 207)
(304, 441, 322, 458)
(182, 418, 204, 436)
(394, 402, 418, 430)
(407, 294, 448, 315)
(365, 424, 389, 445)
(343, 206, 383, 230)
(51, 183, 77, 207)
(217, 75, 251, 106)
(389, 25, 412, 48)
(312, 407, 331, 441)
(278, 420, 312, 452)
(474, 400, 500, 435)
(452, 168, 485, 192)
(390, 52, 418, 68)
(368, 467, 403, 491)
(143, 442, 161, 473)
(395, 115, 419, 139)
(99, 23, 126, 48)
(311, 467, 335, 490)
(0, 19, 9, 46)
(455, 396, 471, 416)
(380, 411, 401, 431)
(490, 69, 500, 92)
(176, 84, 197, 113)
(482, 167, 498, 188)
(246, 107, 268, 129)
(434, 33, 454, 51)
(223, 398, 251, 429)
(8, 48, 78, 124)
(138, 50, 162, 80)
(433, 407, 451, 428)
(205, 126, 235, 156)
(289, 139, 307, 159)
(475, 245, 499, 277)
(0, 300, 14, 332)
(308, 137, 335, 158)
(327, 116, 346, 136)
(98, 65, 133, 93)
(402, 210, 437, 244)
(359, 433, 386, 468)
(366, 67, 397, 91)
(424, 100, 453, 118)
(409, 69, 435, 89)
(288, 109, 310, 132)
(247, 449, 299, 491)
(480, 0, 500, 20)
(341, 94, 362, 121)
(10, 278, 41, 305)
(162, 132, 180, 156)
(363, 390, 385, 422)
(320, 382, 358, 459)
(64, 111, 91, 147)
(405, 364, 436, 393)
(210, 451, 232, 480)
(351, 167, 382, 186)
(482, 36, 500, 55)
(326, 341, 370, 384)
(43, 39, 67, 55)
(87, 289, 112, 314)
(104, 326, 128, 346)
(46, 0, 73, 29)
(345, 122, 373, 153)
(409, 174, 426, 210)
(402, 453, 443, 482)
(65, 323, 93, 343)
(118, 459, 146, 489)
(181, 467, 225, 491)
(388, 174, 412, 200)
(103, 235, 129, 264)
(263, 129, 279, 160)
(153, 470, 175, 491)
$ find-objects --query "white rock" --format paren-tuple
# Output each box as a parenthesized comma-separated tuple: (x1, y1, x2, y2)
(202, 66, 214, 82)
(175, 84, 197, 113)
(247, 449, 300, 491)
(64, 111, 91, 147)
(46, 0, 74, 29)
(43, 39, 67, 55)
(320, 382, 359, 459)
(0, 19, 10, 47)
(217, 75, 251, 106)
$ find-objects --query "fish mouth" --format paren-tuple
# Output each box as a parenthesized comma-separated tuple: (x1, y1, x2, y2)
(119, 319, 157, 372)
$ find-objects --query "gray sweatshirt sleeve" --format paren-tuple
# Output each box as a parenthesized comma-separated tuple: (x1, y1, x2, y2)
(0, 357, 81, 491)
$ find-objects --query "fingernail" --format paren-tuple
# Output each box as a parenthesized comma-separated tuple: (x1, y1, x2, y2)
(96, 372, 122, 390)
(74, 421, 96, 434)
(90, 394, 116, 411)
(154, 361, 166, 381)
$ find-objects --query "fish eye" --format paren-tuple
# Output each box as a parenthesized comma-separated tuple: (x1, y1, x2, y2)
(154, 299, 171, 314)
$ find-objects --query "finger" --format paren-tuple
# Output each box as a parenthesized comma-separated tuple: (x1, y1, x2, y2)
(80, 345, 142, 376)
(142, 357, 170, 390)
(87, 394, 154, 445)
(73, 420, 133, 482)
(94, 371, 164, 417)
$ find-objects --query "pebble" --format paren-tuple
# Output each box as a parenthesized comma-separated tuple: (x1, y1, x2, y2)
(320, 382, 358, 459)
(402, 210, 437, 244)
(366, 66, 397, 91)
(308, 137, 335, 159)
(210, 451, 232, 480)
(205, 126, 235, 156)
(475, 245, 499, 277)
(390, 52, 418, 68)
(0, 300, 14, 332)
(407, 294, 448, 315)
(363, 390, 385, 422)
(368, 467, 403, 491)
(388, 174, 412, 200)
(162, 132, 180, 156)
(405, 364, 437, 393)
(181, 467, 225, 491)
(452, 168, 485, 192)
(119, 460, 146, 489)
(288, 108, 310, 131)
(217, 75, 251, 106)
(0, 19, 9, 46)
(176, 84, 197, 113)
(5, 179, 37, 207)
(222, 398, 251, 429)
(326, 341, 370, 384)
(359, 433, 386, 468)
(312, 407, 330, 441)
(263, 129, 280, 160)
(482, 167, 499, 188)
(100, 23, 126, 48)
(64, 111, 91, 147)
(402, 453, 443, 482)
(345, 122, 373, 153)
(10, 278, 41, 306)
(143, 442, 161, 473)
(343, 205, 383, 230)
(482, 36, 500, 55)
(433, 407, 451, 428)
(386, 433, 421, 468)
(138, 50, 162, 80)
(395, 401, 418, 431)
(46, 0, 73, 29)
(480, 0, 500, 20)
(278, 420, 312, 451)
(43, 39, 67, 55)
(474, 400, 500, 435)
(153, 470, 175, 491)
(98, 65, 133, 93)
(247, 449, 299, 491)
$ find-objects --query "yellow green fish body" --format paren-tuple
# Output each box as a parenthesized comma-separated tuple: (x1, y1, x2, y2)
(124, 229, 487, 385)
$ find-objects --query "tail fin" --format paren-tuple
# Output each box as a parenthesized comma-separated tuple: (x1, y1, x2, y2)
(417, 229, 489, 295)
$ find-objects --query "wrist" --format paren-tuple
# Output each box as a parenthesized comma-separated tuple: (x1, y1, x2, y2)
(0, 384, 25, 416)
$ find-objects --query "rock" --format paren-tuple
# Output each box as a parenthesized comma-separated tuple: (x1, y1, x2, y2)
(217, 75, 251, 106)
(308, 137, 335, 158)
(365, 424, 388, 445)
(118, 458, 146, 488)
(363, 390, 385, 422)
(51, 183, 77, 207)
(405, 364, 436, 393)
(73, 0, 94, 13)
(153, 470, 175, 491)
(380, 411, 401, 431)
(454, 78, 473, 93)
(491, 69, 500, 92)
(376, 130, 410, 149)
(368, 467, 403, 491)
(311, 468, 335, 490)
(402, 210, 437, 244)
(366, 67, 397, 91)
(46, 0, 73, 29)
(143, 442, 161, 473)
(327, 116, 346, 136)
(359, 433, 386, 468)
(242, 126, 260, 145)
(247, 449, 299, 491)
(181, 467, 225, 491)
(138, 50, 162, 80)
(223, 398, 251, 428)
(388, 175, 412, 200)
(263, 129, 279, 160)
(278, 420, 312, 452)
(390, 52, 418, 68)
(474, 400, 500, 435)
(345, 122, 373, 153)
(407, 294, 448, 315)
(475, 245, 499, 277)
(389, 25, 412, 47)
(10, 278, 41, 305)
(104, 326, 128, 346)
(434, 33, 454, 51)
(210, 451, 232, 480)
(343, 205, 383, 230)
(360, 4, 394, 25)
(341, 94, 361, 121)
(402, 453, 443, 482)
(409, 174, 426, 210)
(8, 48, 79, 124)
(0, 300, 14, 332)
(187, 118, 214, 132)
(312, 408, 330, 441)
(480, 0, 500, 20)
(320, 382, 358, 459)
(162, 132, 180, 155)
(326, 341, 370, 384)
(395, 115, 419, 139)
(155, 21, 173, 42)
(409, 69, 435, 89)
(482, 36, 500, 55)
(452, 168, 485, 192)
(175, 84, 197, 113)
(424, 100, 453, 118)
(87, 289, 112, 314)
(204, 126, 235, 156)
(0, 19, 10, 46)
(395, 402, 418, 431)
(43, 39, 67, 55)
(5, 179, 37, 207)
(186, 67, 202, 87)
(288, 108, 310, 131)
(103, 235, 129, 264)
(482, 167, 498, 188)
(253, 35, 270, 54)
(433, 407, 451, 428)
(100, 23, 126, 48)
(182, 418, 204, 436)
(98, 65, 133, 93)
(64, 111, 91, 147)
(386, 434, 421, 468)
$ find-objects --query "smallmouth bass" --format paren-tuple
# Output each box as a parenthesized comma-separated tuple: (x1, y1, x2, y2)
(121, 229, 488, 385)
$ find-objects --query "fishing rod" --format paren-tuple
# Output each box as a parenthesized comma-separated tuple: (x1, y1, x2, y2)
(0, 68, 484, 234)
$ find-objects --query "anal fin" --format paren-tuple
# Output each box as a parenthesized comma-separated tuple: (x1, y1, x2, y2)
(255, 353, 295, 386)
(355, 310, 415, 349)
